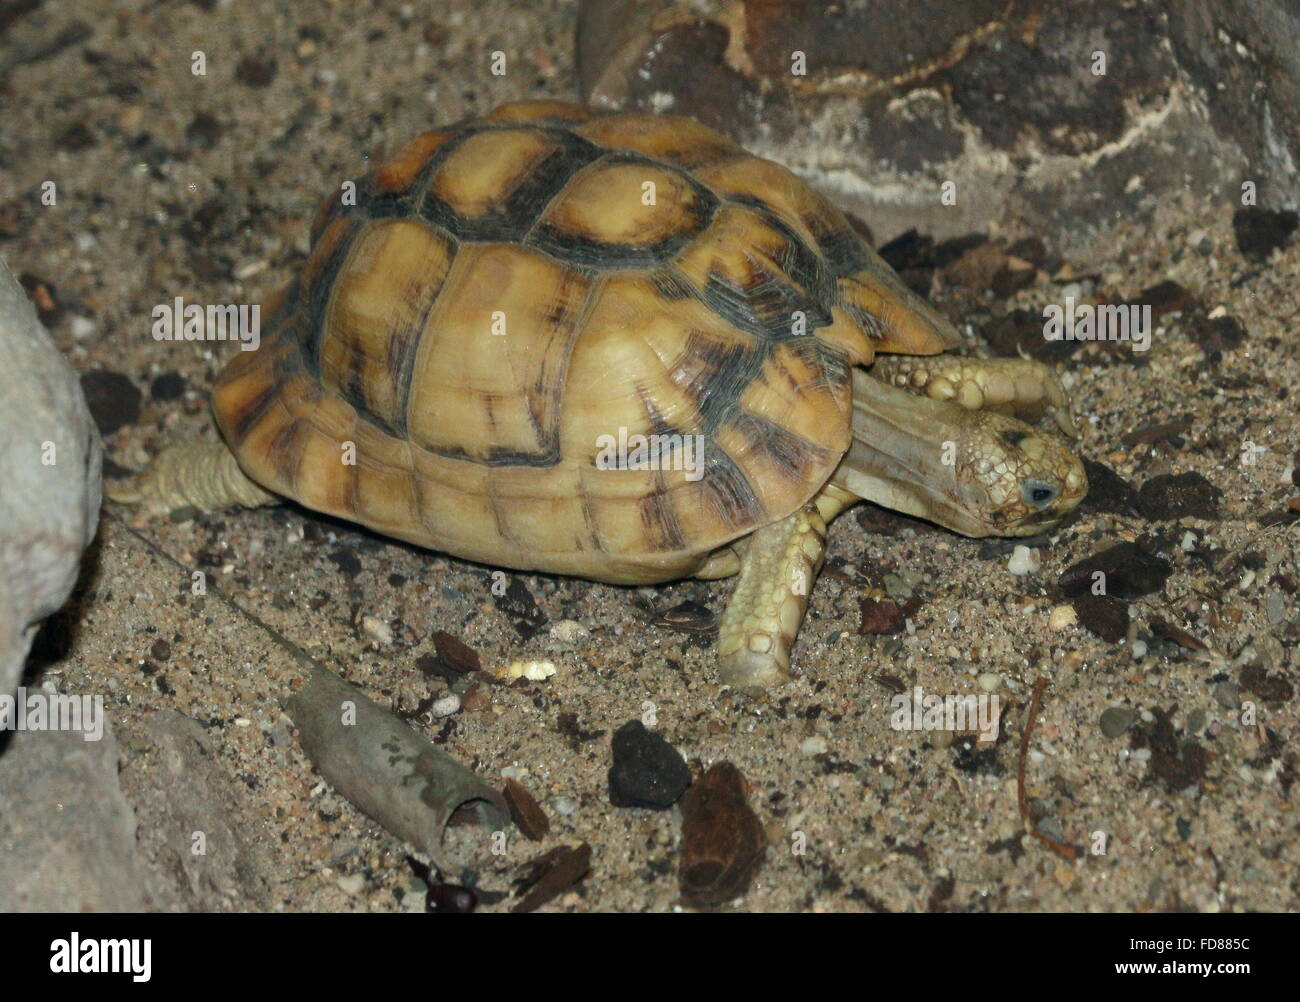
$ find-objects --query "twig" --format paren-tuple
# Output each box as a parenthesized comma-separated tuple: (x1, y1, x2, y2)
(1017, 676, 1079, 861)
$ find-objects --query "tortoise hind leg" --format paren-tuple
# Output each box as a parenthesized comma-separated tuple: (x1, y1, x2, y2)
(106, 441, 278, 517)
(717, 501, 827, 687)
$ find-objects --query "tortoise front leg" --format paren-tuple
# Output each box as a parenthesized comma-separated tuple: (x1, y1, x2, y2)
(717, 501, 827, 687)
(871, 355, 1078, 437)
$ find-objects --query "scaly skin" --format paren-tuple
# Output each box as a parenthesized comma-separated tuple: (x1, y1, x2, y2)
(870, 354, 1079, 438)
(717, 356, 1085, 687)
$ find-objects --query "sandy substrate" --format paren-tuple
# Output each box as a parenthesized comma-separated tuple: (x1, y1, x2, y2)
(2, 0, 1297, 911)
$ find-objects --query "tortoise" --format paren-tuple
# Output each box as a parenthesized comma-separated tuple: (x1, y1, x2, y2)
(117, 100, 1086, 687)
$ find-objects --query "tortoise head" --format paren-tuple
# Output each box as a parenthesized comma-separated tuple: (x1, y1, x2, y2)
(946, 410, 1088, 537)
(837, 374, 1087, 538)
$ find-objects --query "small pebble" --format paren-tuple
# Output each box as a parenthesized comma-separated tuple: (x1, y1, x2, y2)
(429, 694, 460, 718)
(1180, 531, 1198, 551)
(70, 316, 96, 339)
(547, 795, 578, 817)
(1265, 592, 1286, 626)
(799, 736, 829, 756)
(1099, 706, 1136, 738)
(497, 659, 557, 681)
(1131, 640, 1148, 659)
(977, 672, 1001, 693)
(1133, 748, 1152, 762)
(1048, 605, 1077, 630)
(1007, 546, 1040, 576)
(883, 573, 912, 601)
(549, 619, 590, 643)
(361, 615, 393, 644)
(1213, 681, 1240, 708)
(336, 874, 365, 895)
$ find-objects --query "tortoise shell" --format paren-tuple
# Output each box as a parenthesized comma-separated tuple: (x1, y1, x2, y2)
(212, 100, 958, 584)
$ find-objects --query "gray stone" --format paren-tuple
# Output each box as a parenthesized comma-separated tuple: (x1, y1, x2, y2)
(0, 257, 101, 697)
(0, 718, 148, 911)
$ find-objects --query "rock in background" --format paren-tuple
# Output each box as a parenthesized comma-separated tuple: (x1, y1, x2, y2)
(577, 0, 1300, 251)
(0, 256, 101, 698)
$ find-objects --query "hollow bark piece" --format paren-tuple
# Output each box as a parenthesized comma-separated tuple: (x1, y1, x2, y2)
(678, 761, 766, 907)
(284, 667, 509, 873)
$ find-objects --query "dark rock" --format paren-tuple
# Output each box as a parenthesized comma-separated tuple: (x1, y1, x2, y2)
(608, 720, 691, 809)
(1239, 664, 1294, 703)
(54, 121, 96, 151)
(79, 369, 142, 435)
(1188, 315, 1246, 353)
(1059, 542, 1171, 599)
(678, 761, 766, 908)
(1099, 706, 1136, 739)
(1007, 236, 1048, 267)
(429, 631, 481, 676)
(493, 576, 547, 639)
(859, 595, 918, 634)
(1133, 707, 1209, 793)
(149, 371, 186, 401)
(982, 308, 1078, 362)
(1071, 592, 1129, 642)
(426, 883, 476, 913)
(326, 548, 361, 577)
(235, 54, 277, 88)
(1133, 280, 1199, 319)
(1138, 472, 1223, 520)
(185, 110, 224, 149)
(1232, 207, 1299, 262)
(1079, 459, 1140, 516)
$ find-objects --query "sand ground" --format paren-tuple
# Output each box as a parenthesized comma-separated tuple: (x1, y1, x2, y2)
(2, 0, 1297, 911)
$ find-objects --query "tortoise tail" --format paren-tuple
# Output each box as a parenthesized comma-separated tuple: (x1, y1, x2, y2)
(106, 441, 278, 517)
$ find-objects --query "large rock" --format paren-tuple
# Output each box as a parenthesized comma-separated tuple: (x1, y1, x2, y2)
(0, 721, 149, 911)
(577, 0, 1300, 251)
(0, 256, 101, 697)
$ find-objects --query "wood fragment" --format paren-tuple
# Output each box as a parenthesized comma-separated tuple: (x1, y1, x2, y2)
(503, 777, 551, 841)
(1017, 677, 1080, 861)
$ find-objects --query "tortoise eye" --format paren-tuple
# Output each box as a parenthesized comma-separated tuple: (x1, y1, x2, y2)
(1023, 479, 1057, 509)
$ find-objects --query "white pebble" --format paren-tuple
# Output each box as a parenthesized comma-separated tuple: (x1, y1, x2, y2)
(70, 316, 96, 339)
(1180, 531, 1197, 551)
(496, 659, 557, 681)
(549, 619, 590, 643)
(1131, 640, 1148, 659)
(799, 736, 829, 756)
(977, 672, 1001, 693)
(336, 873, 365, 895)
(361, 615, 393, 644)
(430, 694, 460, 718)
(1048, 605, 1077, 630)
(1007, 545, 1041, 576)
